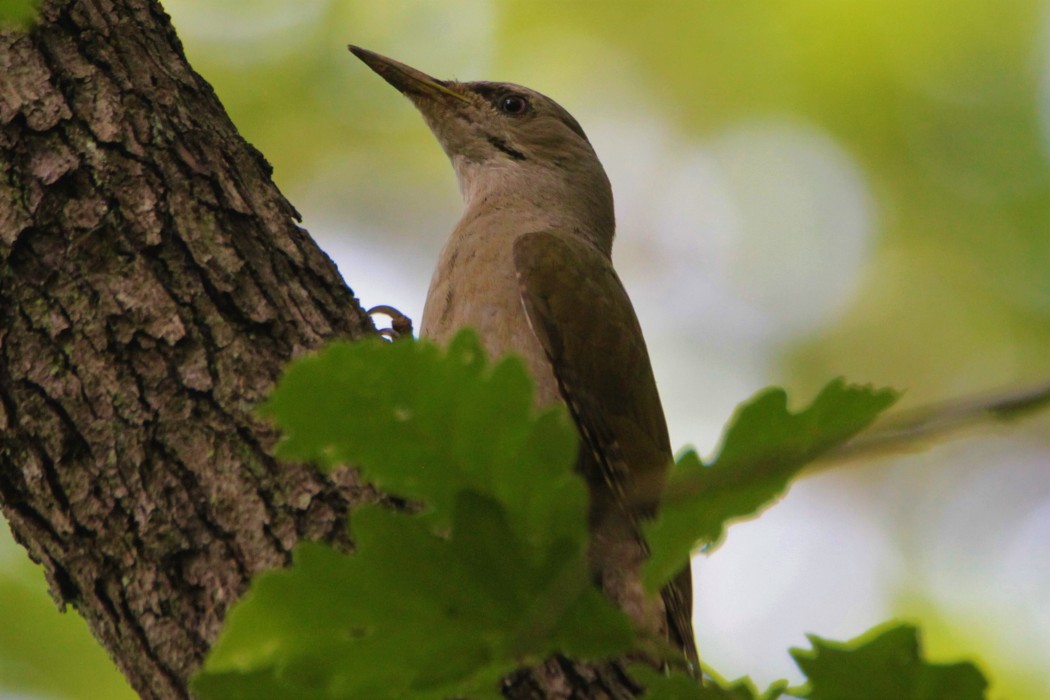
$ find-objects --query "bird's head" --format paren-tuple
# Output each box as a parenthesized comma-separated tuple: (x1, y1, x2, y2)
(350, 46, 614, 247)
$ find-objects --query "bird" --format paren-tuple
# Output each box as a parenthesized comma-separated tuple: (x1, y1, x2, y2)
(349, 45, 698, 670)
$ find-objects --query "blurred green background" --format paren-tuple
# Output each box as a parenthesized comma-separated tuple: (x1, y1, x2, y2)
(3, 1, 1049, 697)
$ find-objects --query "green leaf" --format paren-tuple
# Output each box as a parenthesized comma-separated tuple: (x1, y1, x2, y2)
(790, 622, 988, 700)
(260, 330, 585, 552)
(644, 379, 898, 589)
(632, 665, 788, 699)
(0, 0, 39, 27)
(194, 496, 632, 700)
(196, 330, 633, 698)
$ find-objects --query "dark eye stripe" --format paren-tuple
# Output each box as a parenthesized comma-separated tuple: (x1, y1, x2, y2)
(465, 81, 591, 143)
(486, 135, 527, 161)
(469, 83, 502, 99)
(469, 83, 529, 113)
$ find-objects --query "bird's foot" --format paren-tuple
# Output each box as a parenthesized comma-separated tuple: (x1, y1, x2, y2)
(368, 305, 414, 340)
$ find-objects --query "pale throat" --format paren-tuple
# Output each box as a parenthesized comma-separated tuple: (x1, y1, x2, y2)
(453, 156, 616, 255)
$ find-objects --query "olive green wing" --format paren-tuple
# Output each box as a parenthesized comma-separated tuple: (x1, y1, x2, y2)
(513, 230, 696, 666)
(513, 230, 673, 511)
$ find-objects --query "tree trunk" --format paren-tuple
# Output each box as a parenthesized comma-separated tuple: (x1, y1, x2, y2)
(0, 1, 639, 698)
(1, 0, 377, 694)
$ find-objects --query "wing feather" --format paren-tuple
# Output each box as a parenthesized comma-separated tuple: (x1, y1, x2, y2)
(513, 230, 697, 667)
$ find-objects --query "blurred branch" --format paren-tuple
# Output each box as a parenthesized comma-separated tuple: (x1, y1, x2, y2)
(815, 380, 1050, 467)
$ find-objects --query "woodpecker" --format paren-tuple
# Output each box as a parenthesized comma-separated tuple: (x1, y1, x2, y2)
(350, 46, 698, 668)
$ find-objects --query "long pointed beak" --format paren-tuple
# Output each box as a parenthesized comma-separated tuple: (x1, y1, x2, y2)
(348, 46, 469, 104)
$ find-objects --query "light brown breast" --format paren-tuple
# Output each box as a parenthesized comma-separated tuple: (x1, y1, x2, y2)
(419, 230, 561, 408)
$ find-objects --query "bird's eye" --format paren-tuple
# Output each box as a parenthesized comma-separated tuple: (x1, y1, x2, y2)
(499, 94, 530, 115)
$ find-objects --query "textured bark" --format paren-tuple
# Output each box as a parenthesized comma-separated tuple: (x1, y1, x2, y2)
(503, 658, 642, 700)
(0, 0, 377, 695)
(0, 1, 640, 698)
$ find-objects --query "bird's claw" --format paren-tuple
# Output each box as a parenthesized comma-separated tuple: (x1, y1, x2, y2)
(368, 305, 414, 341)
